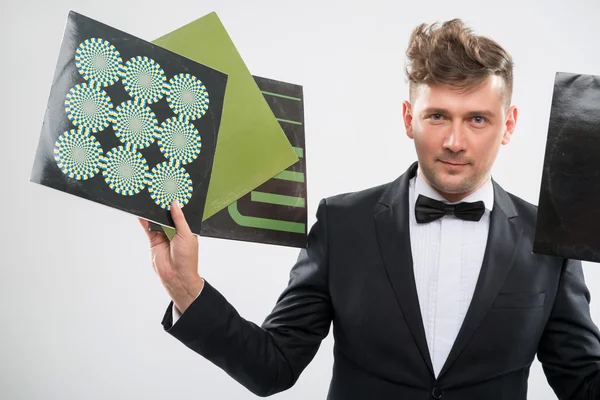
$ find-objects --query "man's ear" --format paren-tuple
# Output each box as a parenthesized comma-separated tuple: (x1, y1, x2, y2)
(403, 101, 414, 139)
(502, 105, 518, 145)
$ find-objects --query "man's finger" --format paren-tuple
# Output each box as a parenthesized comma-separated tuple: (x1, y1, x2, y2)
(138, 217, 153, 239)
(138, 217, 168, 245)
(170, 200, 192, 236)
(138, 217, 150, 231)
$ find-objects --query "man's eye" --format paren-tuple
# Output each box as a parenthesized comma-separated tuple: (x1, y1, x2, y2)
(472, 116, 487, 124)
(430, 114, 444, 120)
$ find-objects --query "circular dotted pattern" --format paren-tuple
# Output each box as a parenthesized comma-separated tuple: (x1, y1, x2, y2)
(156, 117, 201, 165)
(148, 161, 193, 209)
(120, 56, 167, 104)
(75, 38, 124, 87)
(99, 144, 150, 196)
(165, 73, 210, 120)
(64, 83, 114, 133)
(112, 99, 159, 149)
(54, 129, 103, 180)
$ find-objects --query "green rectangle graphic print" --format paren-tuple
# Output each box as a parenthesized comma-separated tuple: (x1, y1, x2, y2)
(152, 12, 299, 221)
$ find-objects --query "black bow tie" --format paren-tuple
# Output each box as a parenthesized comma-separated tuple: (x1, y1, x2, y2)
(415, 194, 486, 223)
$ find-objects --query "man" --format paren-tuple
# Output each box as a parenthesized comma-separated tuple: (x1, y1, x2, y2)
(139, 19, 600, 399)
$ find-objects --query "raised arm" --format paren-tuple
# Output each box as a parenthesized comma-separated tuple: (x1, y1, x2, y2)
(141, 199, 333, 397)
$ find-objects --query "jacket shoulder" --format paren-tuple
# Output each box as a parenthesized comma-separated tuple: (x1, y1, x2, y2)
(505, 191, 537, 215)
(323, 181, 392, 213)
(502, 190, 539, 234)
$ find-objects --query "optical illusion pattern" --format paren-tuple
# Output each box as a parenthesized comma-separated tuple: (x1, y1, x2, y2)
(54, 129, 104, 180)
(64, 83, 114, 133)
(166, 73, 210, 121)
(156, 117, 202, 165)
(56, 38, 210, 209)
(148, 161, 193, 209)
(120, 56, 167, 104)
(75, 38, 124, 87)
(100, 144, 150, 195)
(113, 99, 158, 149)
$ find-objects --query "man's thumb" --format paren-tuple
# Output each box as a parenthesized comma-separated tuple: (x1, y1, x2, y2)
(170, 200, 192, 236)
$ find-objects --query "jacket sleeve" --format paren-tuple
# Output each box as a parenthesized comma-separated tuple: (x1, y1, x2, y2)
(537, 258, 600, 400)
(161, 199, 333, 397)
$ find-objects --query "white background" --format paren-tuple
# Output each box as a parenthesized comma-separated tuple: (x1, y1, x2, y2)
(2, 0, 600, 398)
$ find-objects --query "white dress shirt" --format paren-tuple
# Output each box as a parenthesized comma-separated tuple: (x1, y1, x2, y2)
(409, 169, 494, 377)
(171, 169, 494, 379)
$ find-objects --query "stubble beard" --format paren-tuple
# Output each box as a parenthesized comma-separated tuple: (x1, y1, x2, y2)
(422, 163, 483, 196)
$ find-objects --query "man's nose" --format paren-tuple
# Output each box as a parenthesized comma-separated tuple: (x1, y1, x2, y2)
(443, 122, 467, 152)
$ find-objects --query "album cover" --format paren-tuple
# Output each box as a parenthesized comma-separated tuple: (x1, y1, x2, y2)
(534, 72, 600, 262)
(152, 12, 299, 220)
(151, 75, 308, 248)
(30, 11, 227, 234)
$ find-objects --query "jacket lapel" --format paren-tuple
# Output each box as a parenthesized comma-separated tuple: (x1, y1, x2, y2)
(437, 181, 523, 379)
(374, 162, 435, 376)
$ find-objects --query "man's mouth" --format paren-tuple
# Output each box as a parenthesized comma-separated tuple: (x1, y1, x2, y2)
(439, 160, 468, 166)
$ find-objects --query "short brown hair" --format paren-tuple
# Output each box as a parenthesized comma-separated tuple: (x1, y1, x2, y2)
(405, 19, 513, 108)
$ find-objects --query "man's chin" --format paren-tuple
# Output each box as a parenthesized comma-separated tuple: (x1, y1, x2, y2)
(430, 175, 471, 195)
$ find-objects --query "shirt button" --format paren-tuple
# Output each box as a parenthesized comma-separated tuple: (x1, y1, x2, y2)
(432, 386, 444, 399)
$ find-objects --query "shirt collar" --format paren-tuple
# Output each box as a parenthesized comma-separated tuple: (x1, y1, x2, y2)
(414, 167, 494, 212)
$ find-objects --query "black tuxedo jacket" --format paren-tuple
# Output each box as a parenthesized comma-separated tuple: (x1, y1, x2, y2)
(162, 162, 600, 399)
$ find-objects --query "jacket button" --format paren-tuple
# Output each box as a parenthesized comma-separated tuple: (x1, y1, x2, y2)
(432, 386, 443, 399)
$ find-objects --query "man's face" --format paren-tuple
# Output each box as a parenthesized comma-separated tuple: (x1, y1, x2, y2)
(403, 75, 518, 202)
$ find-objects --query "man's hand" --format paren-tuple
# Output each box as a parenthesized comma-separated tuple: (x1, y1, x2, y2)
(139, 200, 204, 314)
